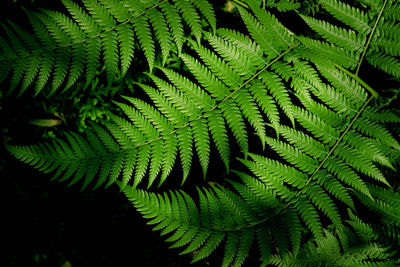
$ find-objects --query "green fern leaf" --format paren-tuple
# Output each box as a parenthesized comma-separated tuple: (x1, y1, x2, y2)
(206, 32, 257, 78)
(173, 0, 202, 43)
(220, 99, 249, 156)
(249, 81, 280, 132)
(191, 0, 216, 33)
(179, 53, 230, 100)
(5, 2, 400, 267)
(159, 1, 184, 54)
(99, 0, 130, 22)
(117, 23, 135, 76)
(319, 0, 371, 34)
(300, 14, 364, 52)
(233, 89, 267, 147)
(298, 36, 359, 69)
(177, 127, 193, 184)
(82, 0, 116, 27)
(237, 6, 280, 58)
(191, 118, 210, 178)
(366, 51, 400, 78)
(160, 135, 178, 187)
(190, 40, 242, 88)
(122, 181, 294, 266)
(133, 15, 155, 71)
(207, 109, 230, 172)
(217, 28, 266, 68)
(1, 0, 215, 96)
(147, 8, 171, 65)
(147, 140, 164, 188)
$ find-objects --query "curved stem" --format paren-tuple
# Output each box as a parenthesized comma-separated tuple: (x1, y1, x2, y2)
(335, 64, 379, 98)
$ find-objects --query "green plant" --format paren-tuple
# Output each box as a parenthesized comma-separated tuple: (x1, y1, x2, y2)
(0, 0, 215, 96)
(3, 0, 400, 266)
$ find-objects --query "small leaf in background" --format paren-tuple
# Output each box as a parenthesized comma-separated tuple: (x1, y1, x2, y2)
(29, 119, 63, 127)
(60, 260, 72, 267)
(223, 0, 236, 13)
(29, 112, 65, 127)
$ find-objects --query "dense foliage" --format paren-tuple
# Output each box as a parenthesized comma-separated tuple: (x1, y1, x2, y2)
(2, 0, 400, 266)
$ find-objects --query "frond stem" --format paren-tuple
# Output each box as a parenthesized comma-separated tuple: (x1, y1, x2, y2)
(133, 44, 298, 148)
(48, 45, 299, 169)
(355, 0, 389, 76)
(226, 94, 374, 232)
(296, 95, 374, 192)
(129, 44, 298, 149)
(211, 44, 299, 112)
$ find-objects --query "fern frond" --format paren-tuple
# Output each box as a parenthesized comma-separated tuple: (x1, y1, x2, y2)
(270, 227, 397, 266)
(6, 2, 400, 266)
(356, 185, 400, 225)
(159, 1, 184, 54)
(366, 51, 400, 78)
(300, 14, 364, 52)
(298, 0, 400, 78)
(223, 53, 397, 259)
(6, 20, 299, 189)
(122, 181, 301, 266)
(319, 0, 371, 34)
(147, 8, 171, 66)
(117, 23, 135, 76)
(0, 0, 216, 96)
(383, 2, 400, 21)
(8, 5, 398, 217)
(217, 28, 266, 68)
(173, 0, 202, 43)
(297, 36, 359, 69)
(347, 209, 400, 250)
(207, 109, 230, 172)
(237, 6, 280, 58)
(190, 0, 216, 33)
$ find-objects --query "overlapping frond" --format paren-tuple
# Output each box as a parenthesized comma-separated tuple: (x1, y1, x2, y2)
(270, 227, 397, 266)
(123, 152, 399, 266)
(229, 52, 399, 245)
(298, 0, 400, 77)
(122, 181, 301, 266)
(237, 76, 399, 235)
(0, 0, 216, 96)
(7, 8, 301, 189)
(348, 208, 400, 245)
